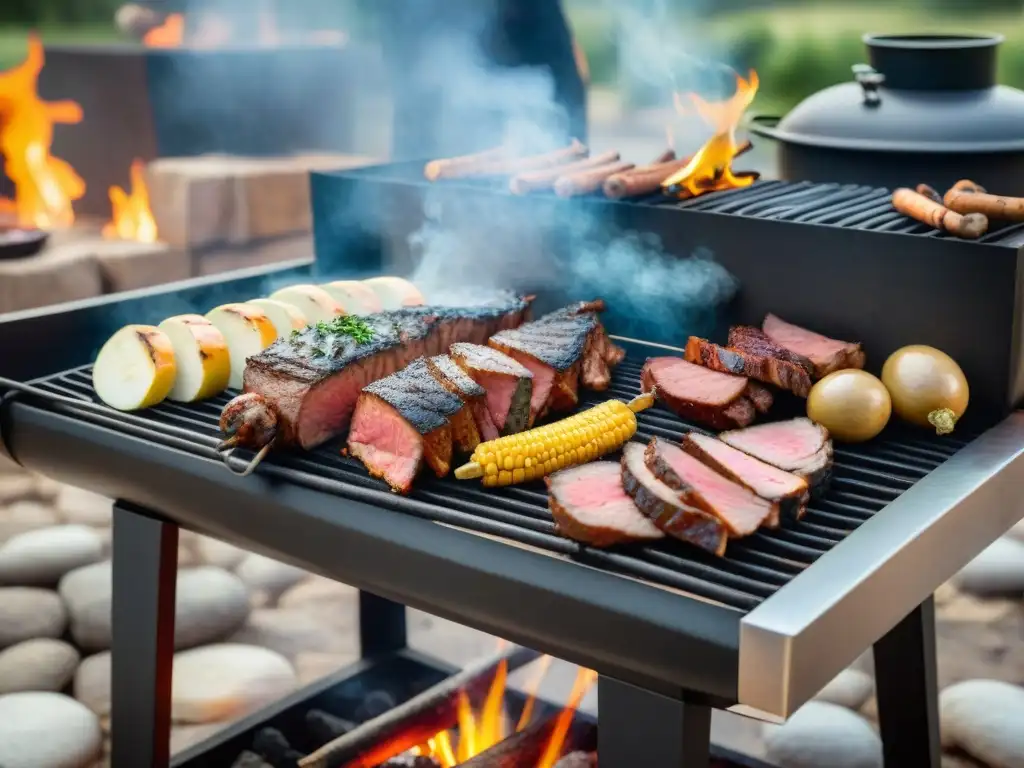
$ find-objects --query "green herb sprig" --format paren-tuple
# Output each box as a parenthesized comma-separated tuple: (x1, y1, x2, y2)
(291, 315, 375, 348)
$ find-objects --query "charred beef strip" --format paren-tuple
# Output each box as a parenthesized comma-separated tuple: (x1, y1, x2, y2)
(242, 293, 531, 450)
(728, 326, 814, 376)
(645, 437, 777, 534)
(719, 417, 833, 491)
(762, 313, 867, 379)
(425, 354, 495, 447)
(621, 442, 728, 556)
(449, 343, 533, 436)
(682, 431, 809, 522)
(348, 360, 465, 493)
(640, 357, 771, 430)
(547, 461, 665, 547)
(685, 336, 813, 398)
(532, 299, 625, 390)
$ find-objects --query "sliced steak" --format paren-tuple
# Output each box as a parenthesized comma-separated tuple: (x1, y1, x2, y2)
(728, 326, 814, 375)
(685, 336, 813, 398)
(449, 343, 533, 435)
(347, 361, 464, 493)
(621, 442, 728, 556)
(426, 354, 496, 445)
(640, 357, 770, 430)
(243, 294, 530, 450)
(719, 417, 833, 490)
(527, 299, 624, 393)
(682, 431, 809, 522)
(645, 437, 777, 534)
(762, 313, 866, 379)
(547, 462, 664, 547)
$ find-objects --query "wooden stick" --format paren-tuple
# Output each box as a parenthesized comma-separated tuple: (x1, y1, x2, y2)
(299, 646, 540, 768)
(892, 188, 989, 239)
(424, 147, 509, 181)
(458, 717, 597, 768)
(509, 151, 620, 195)
(553, 160, 635, 198)
(603, 140, 753, 199)
(944, 188, 1024, 221)
(948, 179, 987, 195)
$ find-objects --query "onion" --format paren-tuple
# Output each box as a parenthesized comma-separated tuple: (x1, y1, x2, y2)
(92, 325, 177, 411)
(880, 345, 969, 435)
(806, 370, 891, 443)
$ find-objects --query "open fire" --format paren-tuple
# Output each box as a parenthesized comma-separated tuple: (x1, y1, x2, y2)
(0, 34, 157, 241)
(662, 68, 760, 198)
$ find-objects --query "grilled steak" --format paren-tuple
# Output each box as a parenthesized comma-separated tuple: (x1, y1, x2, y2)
(762, 313, 866, 379)
(640, 357, 771, 430)
(243, 294, 530, 449)
(449, 343, 533, 436)
(621, 442, 728, 556)
(682, 431, 809, 522)
(348, 360, 464, 493)
(719, 418, 833, 490)
(547, 462, 665, 547)
(728, 326, 814, 375)
(425, 354, 494, 447)
(645, 437, 777, 534)
(685, 336, 813, 398)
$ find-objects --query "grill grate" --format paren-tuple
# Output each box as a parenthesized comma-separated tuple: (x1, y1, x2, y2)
(29, 351, 974, 613)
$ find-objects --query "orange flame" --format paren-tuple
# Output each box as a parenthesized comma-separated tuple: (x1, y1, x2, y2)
(102, 159, 158, 243)
(0, 34, 85, 229)
(535, 668, 597, 768)
(143, 14, 184, 48)
(662, 69, 759, 198)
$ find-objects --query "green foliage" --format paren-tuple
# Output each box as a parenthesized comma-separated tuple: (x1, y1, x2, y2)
(0, 0, 121, 25)
(917, 0, 1022, 12)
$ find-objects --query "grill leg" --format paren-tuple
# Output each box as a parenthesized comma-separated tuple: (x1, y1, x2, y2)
(359, 591, 407, 657)
(872, 596, 941, 768)
(598, 676, 712, 767)
(111, 502, 178, 768)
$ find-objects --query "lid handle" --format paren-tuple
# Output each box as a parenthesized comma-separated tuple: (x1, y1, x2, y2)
(852, 64, 885, 107)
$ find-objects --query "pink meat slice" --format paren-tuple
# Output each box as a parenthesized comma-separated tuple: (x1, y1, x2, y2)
(347, 396, 422, 493)
(762, 313, 866, 378)
(501, 349, 555, 426)
(718, 418, 833, 487)
(645, 438, 775, 536)
(682, 431, 808, 507)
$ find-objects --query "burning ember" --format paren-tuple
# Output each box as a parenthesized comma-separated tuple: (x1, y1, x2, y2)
(143, 14, 184, 48)
(662, 69, 760, 198)
(102, 159, 158, 243)
(0, 34, 85, 229)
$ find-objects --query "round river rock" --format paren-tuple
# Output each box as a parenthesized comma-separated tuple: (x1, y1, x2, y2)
(0, 638, 80, 694)
(940, 679, 1024, 768)
(764, 701, 882, 768)
(0, 691, 103, 768)
(0, 587, 67, 649)
(0, 525, 104, 586)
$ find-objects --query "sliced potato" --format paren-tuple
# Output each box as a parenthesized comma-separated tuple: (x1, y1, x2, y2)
(320, 280, 382, 315)
(92, 325, 177, 411)
(205, 303, 278, 389)
(246, 298, 308, 340)
(362, 276, 425, 310)
(158, 315, 231, 402)
(268, 285, 344, 323)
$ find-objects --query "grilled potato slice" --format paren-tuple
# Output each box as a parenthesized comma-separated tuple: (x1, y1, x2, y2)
(268, 285, 344, 323)
(158, 315, 231, 402)
(92, 324, 177, 411)
(246, 298, 307, 340)
(320, 280, 382, 315)
(205, 303, 277, 389)
(362, 276, 424, 310)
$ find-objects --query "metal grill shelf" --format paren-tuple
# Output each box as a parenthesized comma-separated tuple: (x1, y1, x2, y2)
(27, 349, 971, 614)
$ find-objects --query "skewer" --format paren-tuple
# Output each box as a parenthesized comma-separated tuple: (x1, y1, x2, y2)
(215, 437, 275, 477)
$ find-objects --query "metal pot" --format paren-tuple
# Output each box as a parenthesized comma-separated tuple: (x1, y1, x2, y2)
(747, 34, 1024, 194)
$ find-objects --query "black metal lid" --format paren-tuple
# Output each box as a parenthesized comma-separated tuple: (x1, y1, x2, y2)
(748, 33, 1024, 153)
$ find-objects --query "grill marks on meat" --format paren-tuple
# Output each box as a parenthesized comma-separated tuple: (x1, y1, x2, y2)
(762, 313, 866, 379)
(547, 462, 665, 547)
(682, 432, 809, 522)
(719, 418, 833, 491)
(348, 361, 464, 493)
(425, 355, 493, 447)
(621, 443, 728, 556)
(728, 326, 814, 376)
(243, 294, 531, 449)
(641, 357, 772, 430)
(645, 437, 777, 534)
(449, 343, 533, 436)
(685, 336, 812, 398)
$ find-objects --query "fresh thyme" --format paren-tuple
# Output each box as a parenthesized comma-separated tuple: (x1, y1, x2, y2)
(290, 315, 375, 352)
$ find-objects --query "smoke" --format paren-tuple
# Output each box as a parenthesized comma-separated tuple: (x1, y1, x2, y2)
(402, 0, 739, 344)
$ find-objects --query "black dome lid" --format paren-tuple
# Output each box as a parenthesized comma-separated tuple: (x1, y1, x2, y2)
(763, 34, 1024, 153)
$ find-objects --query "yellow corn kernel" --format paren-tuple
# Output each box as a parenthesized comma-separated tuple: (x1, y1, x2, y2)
(453, 392, 655, 486)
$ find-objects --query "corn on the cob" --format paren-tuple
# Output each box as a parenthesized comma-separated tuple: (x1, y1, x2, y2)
(453, 391, 656, 487)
